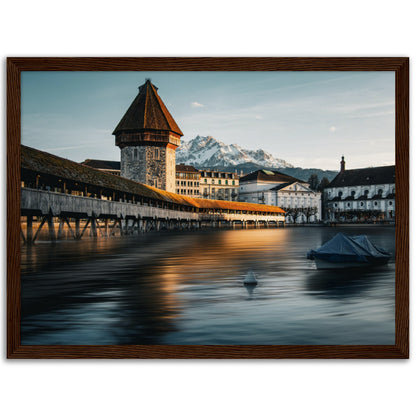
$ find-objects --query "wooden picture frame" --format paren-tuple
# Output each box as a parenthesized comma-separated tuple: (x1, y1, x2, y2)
(7, 57, 409, 359)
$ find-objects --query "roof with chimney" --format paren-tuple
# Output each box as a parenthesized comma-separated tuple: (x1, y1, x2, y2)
(239, 169, 306, 184)
(327, 166, 395, 188)
(112, 79, 183, 136)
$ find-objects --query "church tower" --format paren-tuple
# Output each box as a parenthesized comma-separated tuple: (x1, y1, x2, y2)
(340, 155, 346, 173)
(113, 79, 183, 192)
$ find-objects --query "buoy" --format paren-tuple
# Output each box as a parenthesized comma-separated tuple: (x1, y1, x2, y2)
(244, 270, 257, 285)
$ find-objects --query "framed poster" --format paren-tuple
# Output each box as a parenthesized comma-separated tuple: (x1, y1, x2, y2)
(7, 57, 409, 358)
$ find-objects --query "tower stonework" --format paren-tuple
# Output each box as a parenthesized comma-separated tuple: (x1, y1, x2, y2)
(113, 79, 183, 192)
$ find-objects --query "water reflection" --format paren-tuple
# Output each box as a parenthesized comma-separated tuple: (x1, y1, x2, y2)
(305, 268, 380, 299)
(21, 226, 395, 345)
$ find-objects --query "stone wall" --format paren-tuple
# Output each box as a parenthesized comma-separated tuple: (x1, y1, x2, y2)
(120, 144, 176, 192)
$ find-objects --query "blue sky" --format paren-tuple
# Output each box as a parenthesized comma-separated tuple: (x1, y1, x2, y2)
(21, 71, 395, 170)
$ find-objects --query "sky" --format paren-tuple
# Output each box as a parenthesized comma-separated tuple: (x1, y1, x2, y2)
(21, 71, 395, 171)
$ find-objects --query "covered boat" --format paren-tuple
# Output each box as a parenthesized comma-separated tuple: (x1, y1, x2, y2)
(307, 233, 391, 270)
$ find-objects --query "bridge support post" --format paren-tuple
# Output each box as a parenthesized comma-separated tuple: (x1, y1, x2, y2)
(91, 217, 97, 237)
(47, 215, 56, 241)
(75, 218, 81, 239)
(57, 218, 64, 239)
(26, 215, 33, 244)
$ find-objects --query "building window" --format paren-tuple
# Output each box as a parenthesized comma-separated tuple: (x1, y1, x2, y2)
(212, 179, 215, 184)
(389, 201, 393, 205)
(347, 203, 350, 207)
(204, 179, 207, 183)
(218, 180, 221, 184)
(338, 191, 343, 197)
(225, 180, 228, 185)
(374, 201, 378, 206)
(351, 190, 355, 197)
(360, 202, 364, 206)
(232, 180, 235, 185)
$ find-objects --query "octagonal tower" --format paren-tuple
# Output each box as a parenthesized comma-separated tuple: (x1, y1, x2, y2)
(113, 79, 183, 192)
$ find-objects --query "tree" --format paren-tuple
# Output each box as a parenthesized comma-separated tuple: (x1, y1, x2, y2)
(308, 174, 319, 190)
(317, 176, 330, 192)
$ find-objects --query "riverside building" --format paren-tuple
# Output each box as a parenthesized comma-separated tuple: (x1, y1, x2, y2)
(199, 169, 239, 201)
(324, 157, 395, 222)
(239, 169, 321, 223)
(176, 164, 201, 196)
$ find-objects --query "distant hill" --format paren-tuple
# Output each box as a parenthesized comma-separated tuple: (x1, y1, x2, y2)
(278, 167, 337, 182)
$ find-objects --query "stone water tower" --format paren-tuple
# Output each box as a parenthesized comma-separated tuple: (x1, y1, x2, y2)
(113, 79, 183, 192)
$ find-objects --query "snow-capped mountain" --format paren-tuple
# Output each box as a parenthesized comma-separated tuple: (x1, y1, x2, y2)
(176, 135, 294, 171)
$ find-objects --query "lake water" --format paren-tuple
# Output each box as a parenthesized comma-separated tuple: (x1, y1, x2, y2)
(21, 226, 395, 345)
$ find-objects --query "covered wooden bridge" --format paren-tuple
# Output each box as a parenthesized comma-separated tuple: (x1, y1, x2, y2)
(21, 146, 285, 243)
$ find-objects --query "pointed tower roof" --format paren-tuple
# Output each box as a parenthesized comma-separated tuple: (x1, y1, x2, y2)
(113, 79, 183, 136)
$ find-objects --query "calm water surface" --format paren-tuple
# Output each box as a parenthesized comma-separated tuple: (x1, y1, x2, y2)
(21, 226, 395, 345)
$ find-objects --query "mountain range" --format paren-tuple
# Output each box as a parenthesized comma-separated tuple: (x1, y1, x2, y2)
(177, 135, 337, 182)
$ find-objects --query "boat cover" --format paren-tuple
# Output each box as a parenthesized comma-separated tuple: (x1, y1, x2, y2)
(350, 235, 390, 256)
(308, 233, 390, 263)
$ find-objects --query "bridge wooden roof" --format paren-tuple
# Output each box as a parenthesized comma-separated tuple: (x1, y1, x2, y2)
(112, 79, 183, 137)
(21, 145, 285, 214)
(179, 196, 285, 213)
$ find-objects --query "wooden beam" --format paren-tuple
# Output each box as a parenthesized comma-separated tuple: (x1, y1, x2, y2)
(32, 216, 47, 243)
(64, 218, 76, 239)
(80, 218, 91, 238)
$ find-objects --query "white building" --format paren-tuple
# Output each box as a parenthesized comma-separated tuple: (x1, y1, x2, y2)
(325, 157, 395, 222)
(239, 170, 321, 223)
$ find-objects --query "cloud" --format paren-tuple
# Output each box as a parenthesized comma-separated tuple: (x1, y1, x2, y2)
(191, 101, 204, 108)
(255, 115, 263, 120)
(329, 126, 337, 133)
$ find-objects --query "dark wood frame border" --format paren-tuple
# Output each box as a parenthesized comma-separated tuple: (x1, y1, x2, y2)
(7, 58, 409, 359)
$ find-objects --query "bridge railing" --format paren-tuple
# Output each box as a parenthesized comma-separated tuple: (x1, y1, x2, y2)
(21, 188, 199, 221)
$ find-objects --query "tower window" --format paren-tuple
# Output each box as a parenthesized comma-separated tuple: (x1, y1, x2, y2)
(154, 148, 159, 159)
(134, 148, 138, 159)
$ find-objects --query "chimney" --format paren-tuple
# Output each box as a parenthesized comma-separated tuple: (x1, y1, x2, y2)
(340, 155, 345, 173)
